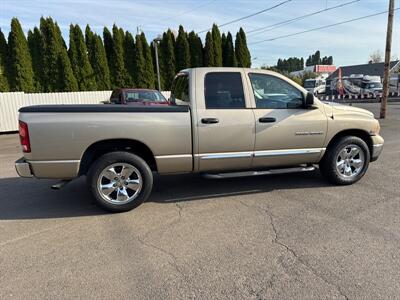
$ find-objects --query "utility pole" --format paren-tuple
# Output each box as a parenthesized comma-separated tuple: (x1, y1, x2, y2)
(153, 35, 162, 92)
(380, 0, 395, 119)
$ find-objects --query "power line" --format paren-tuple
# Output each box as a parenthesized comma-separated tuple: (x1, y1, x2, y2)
(249, 8, 399, 45)
(162, 0, 217, 23)
(196, 0, 292, 34)
(246, 0, 360, 36)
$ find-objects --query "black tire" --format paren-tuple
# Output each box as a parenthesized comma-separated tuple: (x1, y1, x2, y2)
(319, 136, 370, 185)
(87, 151, 153, 212)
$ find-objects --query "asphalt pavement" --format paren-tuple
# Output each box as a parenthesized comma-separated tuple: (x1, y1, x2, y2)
(0, 103, 399, 299)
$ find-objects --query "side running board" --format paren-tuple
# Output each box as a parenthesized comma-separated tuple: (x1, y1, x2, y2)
(202, 166, 315, 179)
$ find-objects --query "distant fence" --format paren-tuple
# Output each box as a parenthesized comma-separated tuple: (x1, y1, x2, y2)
(317, 91, 400, 103)
(0, 90, 171, 133)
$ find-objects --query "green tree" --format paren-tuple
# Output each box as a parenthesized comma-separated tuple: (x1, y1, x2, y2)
(221, 33, 227, 55)
(68, 24, 96, 90)
(123, 31, 135, 87)
(109, 25, 127, 88)
(40, 17, 77, 92)
(133, 34, 146, 87)
(8, 18, 35, 92)
(103, 27, 118, 87)
(160, 29, 176, 90)
(140, 32, 155, 88)
(235, 27, 251, 68)
(27, 27, 44, 91)
(188, 31, 203, 67)
(211, 24, 222, 66)
(203, 31, 214, 67)
(223, 32, 237, 67)
(175, 25, 190, 72)
(85, 25, 111, 90)
(57, 46, 79, 91)
(0, 29, 10, 92)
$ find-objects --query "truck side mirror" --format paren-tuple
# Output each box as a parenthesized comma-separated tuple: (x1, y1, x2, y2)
(304, 92, 314, 107)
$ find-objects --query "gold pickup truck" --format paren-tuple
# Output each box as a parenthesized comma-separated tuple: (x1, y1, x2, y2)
(15, 68, 384, 212)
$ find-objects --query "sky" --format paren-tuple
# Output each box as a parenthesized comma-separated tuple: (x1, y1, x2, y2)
(0, 0, 398, 68)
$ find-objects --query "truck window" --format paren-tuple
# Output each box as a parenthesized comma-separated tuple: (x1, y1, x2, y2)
(249, 73, 303, 109)
(170, 74, 189, 106)
(204, 72, 245, 109)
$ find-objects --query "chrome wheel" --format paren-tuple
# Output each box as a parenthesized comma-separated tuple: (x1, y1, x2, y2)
(97, 163, 143, 205)
(336, 144, 365, 178)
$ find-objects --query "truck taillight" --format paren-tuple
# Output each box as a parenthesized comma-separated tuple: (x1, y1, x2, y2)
(19, 121, 31, 153)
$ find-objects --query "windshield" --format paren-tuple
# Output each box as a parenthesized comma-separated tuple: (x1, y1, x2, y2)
(367, 82, 382, 89)
(124, 90, 166, 102)
(304, 80, 316, 88)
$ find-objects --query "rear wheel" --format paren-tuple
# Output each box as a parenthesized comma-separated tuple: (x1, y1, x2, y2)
(319, 136, 370, 185)
(87, 151, 153, 212)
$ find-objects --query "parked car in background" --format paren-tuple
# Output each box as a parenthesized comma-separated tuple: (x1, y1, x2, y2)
(15, 68, 384, 212)
(109, 88, 169, 106)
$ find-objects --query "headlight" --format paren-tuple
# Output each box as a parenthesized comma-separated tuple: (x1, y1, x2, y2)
(370, 120, 380, 135)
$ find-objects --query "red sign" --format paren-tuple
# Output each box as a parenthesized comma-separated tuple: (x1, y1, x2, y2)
(315, 65, 336, 73)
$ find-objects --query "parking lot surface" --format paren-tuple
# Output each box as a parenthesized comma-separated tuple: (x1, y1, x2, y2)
(0, 103, 399, 299)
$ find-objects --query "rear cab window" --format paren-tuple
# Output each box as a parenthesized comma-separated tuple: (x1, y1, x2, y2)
(204, 72, 245, 109)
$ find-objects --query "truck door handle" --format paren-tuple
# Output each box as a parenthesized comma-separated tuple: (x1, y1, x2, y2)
(259, 117, 276, 123)
(201, 118, 219, 124)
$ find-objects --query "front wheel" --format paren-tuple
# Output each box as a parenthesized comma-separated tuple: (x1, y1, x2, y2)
(87, 151, 153, 212)
(319, 136, 370, 185)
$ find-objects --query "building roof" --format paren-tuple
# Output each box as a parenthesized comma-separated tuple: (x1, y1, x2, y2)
(327, 61, 399, 80)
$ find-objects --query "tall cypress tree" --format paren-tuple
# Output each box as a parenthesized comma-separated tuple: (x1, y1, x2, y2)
(140, 32, 155, 88)
(68, 24, 96, 90)
(211, 24, 222, 67)
(27, 27, 44, 91)
(86, 25, 110, 90)
(0, 29, 10, 92)
(40, 17, 77, 92)
(40, 17, 58, 91)
(175, 25, 190, 72)
(188, 31, 203, 67)
(103, 27, 115, 86)
(204, 31, 214, 67)
(124, 31, 135, 87)
(221, 33, 227, 57)
(8, 18, 35, 92)
(133, 34, 146, 87)
(160, 29, 176, 90)
(223, 32, 237, 67)
(235, 27, 251, 68)
(110, 25, 127, 88)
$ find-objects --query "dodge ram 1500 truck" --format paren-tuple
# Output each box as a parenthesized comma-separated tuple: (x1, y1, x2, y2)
(15, 68, 384, 212)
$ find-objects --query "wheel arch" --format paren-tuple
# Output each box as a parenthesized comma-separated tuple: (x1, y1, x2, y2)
(324, 129, 373, 158)
(79, 139, 157, 175)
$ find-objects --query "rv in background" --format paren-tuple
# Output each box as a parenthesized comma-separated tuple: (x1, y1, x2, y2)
(304, 77, 327, 95)
(360, 76, 383, 97)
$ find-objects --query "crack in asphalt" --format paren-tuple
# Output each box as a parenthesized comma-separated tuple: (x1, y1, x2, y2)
(239, 200, 349, 300)
(133, 203, 190, 291)
(135, 234, 190, 286)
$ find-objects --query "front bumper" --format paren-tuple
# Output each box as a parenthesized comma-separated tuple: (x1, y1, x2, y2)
(15, 158, 33, 178)
(371, 135, 384, 162)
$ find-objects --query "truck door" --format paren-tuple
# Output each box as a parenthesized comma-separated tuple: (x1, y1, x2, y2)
(195, 71, 255, 172)
(246, 71, 327, 168)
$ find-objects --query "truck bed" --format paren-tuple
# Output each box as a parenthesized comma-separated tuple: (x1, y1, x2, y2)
(19, 104, 193, 178)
